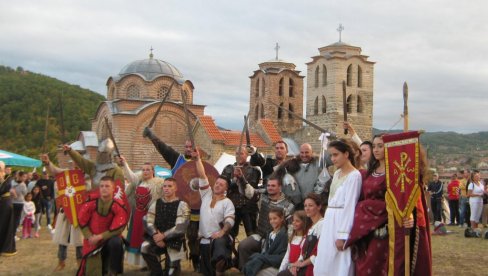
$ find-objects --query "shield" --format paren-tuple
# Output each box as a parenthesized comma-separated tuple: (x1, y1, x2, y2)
(55, 170, 87, 227)
(173, 160, 219, 209)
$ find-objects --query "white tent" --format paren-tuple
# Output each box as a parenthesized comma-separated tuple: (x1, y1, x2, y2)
(213, 152, 236, 174)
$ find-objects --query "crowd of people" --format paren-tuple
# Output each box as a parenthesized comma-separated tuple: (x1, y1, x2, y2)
(430, 169, 488, 237)
(0, 122, 450, 276)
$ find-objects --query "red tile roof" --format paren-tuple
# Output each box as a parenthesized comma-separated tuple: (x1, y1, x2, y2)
(198, 116, 225, 141)
(220, 131, 269, 147)
(258, 119, 282, 143)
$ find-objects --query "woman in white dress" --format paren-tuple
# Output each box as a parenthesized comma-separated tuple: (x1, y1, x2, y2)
(467, 170, 486, 229)
(314, 139, 362, 276)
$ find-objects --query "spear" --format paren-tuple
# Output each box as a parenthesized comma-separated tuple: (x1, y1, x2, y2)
(403, 82, 409, 132)
(343, 80, 348, 135)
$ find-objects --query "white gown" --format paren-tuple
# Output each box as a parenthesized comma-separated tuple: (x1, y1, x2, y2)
(314, 169, 362, 276)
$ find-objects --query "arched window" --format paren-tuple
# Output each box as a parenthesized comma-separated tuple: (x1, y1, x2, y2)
(347, 64, 353, 86)
(321, 96, 327, 113)
(288, 103, 294, 119)
(255, 105, 259, 120)
(157, 86, 169, 99)
(278, 103, 283, 119)
(260, 103, 265, 118)
(315, 66, 319, 88)
(127, 85, 140, 99)
(289, 79, 294, 97)
(357, 95, 363, 113)
(322, 65, 327, 86)
(279, 78, 284, 96)
(314, 97, 319, 115)
(346, 95, 352, 113)
(357, 65, 363, 88)
(255, 78, 260, 97)
(261, 79, 266, 97)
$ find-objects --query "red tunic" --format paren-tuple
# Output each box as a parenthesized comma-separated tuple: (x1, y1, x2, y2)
(78, 198, 129, 255)
(346, 170, 432, 276)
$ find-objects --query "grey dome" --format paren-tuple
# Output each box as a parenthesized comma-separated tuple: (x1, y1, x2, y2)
(117, 58, 184, 82)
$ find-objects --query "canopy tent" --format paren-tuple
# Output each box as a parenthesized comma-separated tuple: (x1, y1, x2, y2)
(0, 149, 42, 168)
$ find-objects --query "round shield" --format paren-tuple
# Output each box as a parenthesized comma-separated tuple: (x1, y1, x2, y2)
(173, 160, 219, 209)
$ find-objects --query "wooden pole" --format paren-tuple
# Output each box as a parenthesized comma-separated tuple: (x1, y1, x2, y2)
(403, 81, 410, 276)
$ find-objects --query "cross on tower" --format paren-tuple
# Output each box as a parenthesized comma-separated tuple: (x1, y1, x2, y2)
(149, 46, 154, 59)
(337, 24, 344, 42)
(275, 42, 280, 60)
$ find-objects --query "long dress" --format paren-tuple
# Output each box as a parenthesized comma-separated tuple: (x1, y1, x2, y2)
(314, 169, 362, 276)
(346, 170, 432, 276)
(123, 164, 163, 266)
(0, 177, 16, 255)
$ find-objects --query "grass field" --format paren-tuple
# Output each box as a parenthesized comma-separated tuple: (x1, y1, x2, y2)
(1, 224, 487, 275)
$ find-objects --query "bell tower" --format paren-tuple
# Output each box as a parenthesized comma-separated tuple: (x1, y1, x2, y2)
(248, 43, 305, 136)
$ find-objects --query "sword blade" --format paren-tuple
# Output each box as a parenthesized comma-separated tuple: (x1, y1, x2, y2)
(269, 101, 331, 135)
(104, 117, 121, 157)
(343, 80, 348, 135)
(180, 90, 195, 150)
(147, 80, 176, 128)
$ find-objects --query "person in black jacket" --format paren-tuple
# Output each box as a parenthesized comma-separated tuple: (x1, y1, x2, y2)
(428, 173, 443, 222)
(249, 141, 288, 187)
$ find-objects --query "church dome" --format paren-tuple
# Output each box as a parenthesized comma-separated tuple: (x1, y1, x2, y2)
(117, 55, 184, 82)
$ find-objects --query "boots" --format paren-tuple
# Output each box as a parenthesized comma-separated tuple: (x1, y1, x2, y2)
(53, 260, 66, 272)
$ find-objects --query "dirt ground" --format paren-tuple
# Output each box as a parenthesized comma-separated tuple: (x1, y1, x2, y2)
(1, 223, 487, 275)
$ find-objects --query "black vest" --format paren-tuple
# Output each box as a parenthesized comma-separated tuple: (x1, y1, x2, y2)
(154, 199, 184, 250)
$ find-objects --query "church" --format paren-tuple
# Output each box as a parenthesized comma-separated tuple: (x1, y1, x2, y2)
(57, 31, 375, 170)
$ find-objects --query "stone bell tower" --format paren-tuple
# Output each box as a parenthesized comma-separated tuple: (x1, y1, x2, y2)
(248, 43, 305, 136)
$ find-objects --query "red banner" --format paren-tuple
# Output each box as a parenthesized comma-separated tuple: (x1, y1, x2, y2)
(55, 170, 87, 227)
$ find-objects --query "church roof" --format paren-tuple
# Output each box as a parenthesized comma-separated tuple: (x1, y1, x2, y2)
(198, 116, 225, 141)
(258, 119, 282, 144)
(220, 131, 268, 147)
(113, 55, 185, 82)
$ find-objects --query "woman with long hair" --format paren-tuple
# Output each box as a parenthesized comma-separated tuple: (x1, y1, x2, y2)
(467, 170, 485, 229)
(345, 134, 432, 276)
(314, 139, 362, 276)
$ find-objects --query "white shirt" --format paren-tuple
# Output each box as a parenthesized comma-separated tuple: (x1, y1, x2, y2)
(197, 178, 235, 244)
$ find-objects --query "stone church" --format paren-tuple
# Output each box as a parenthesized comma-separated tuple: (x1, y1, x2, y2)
(249, 39, 374, 153)
(57, 35, 374, 169)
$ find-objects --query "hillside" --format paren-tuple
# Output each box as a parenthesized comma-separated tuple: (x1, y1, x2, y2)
(374, 129, 488, 169)
(0, 65, 105, 160)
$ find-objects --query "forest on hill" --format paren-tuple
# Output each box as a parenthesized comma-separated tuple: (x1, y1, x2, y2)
(0, 65, 105, 160)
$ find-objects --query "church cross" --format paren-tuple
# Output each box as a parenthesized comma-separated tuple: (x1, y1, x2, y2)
(337, 24, 344, 42)
(275, 42, 280, 60)
(149, 46, 154, 59)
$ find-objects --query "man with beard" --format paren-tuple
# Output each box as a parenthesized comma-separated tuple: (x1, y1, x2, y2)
(141, 178, 190, 276)
(249, 141, 288, 187)
(279, 143, 329, 209)
(236, 174, 294, 270)
(143, 127, 201, 269)
(221, 146, 261, 238)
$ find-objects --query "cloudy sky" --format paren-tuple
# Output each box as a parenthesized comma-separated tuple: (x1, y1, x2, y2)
(1, 0, 487, 133)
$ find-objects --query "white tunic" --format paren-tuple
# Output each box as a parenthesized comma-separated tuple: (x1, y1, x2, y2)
(197, 178, 235, 244)
(314, 169, 362, 276)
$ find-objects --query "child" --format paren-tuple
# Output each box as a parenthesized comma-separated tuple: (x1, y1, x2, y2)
(278, 210, 308, 273)
(21, 192, 36, 239)
(242, 208, 288, 276)
(31, 186, 43, 238)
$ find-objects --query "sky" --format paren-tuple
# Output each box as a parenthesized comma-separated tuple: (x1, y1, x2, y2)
(1, 0, 487, 133)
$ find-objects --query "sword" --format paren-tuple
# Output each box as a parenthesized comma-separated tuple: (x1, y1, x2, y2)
(343, 80, 348, 135)
(104, 117, 121, 157)
(269, 101, 335, 137)
(147, 80, 177, 129)
(237, 115, 247, 157)
(244, 115, 250, 148)
(180, 90, 195, 151)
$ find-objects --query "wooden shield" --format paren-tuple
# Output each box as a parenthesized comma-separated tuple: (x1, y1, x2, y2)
(55, 170, 86, 227)
(173, 160, 219, 209)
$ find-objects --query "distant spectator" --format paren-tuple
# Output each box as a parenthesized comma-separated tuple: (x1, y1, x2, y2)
(447, 174, 460, 225)
(27, 172, 39, 192)
(31, 186, 42, 238)
(35, 171, 55, 228)
(428, 173, 443, 223)
(11, 171, 28, 238)
(482, 178, 488, 228)
(467, 171, 485, 229)
(458, 169, 470, 227)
